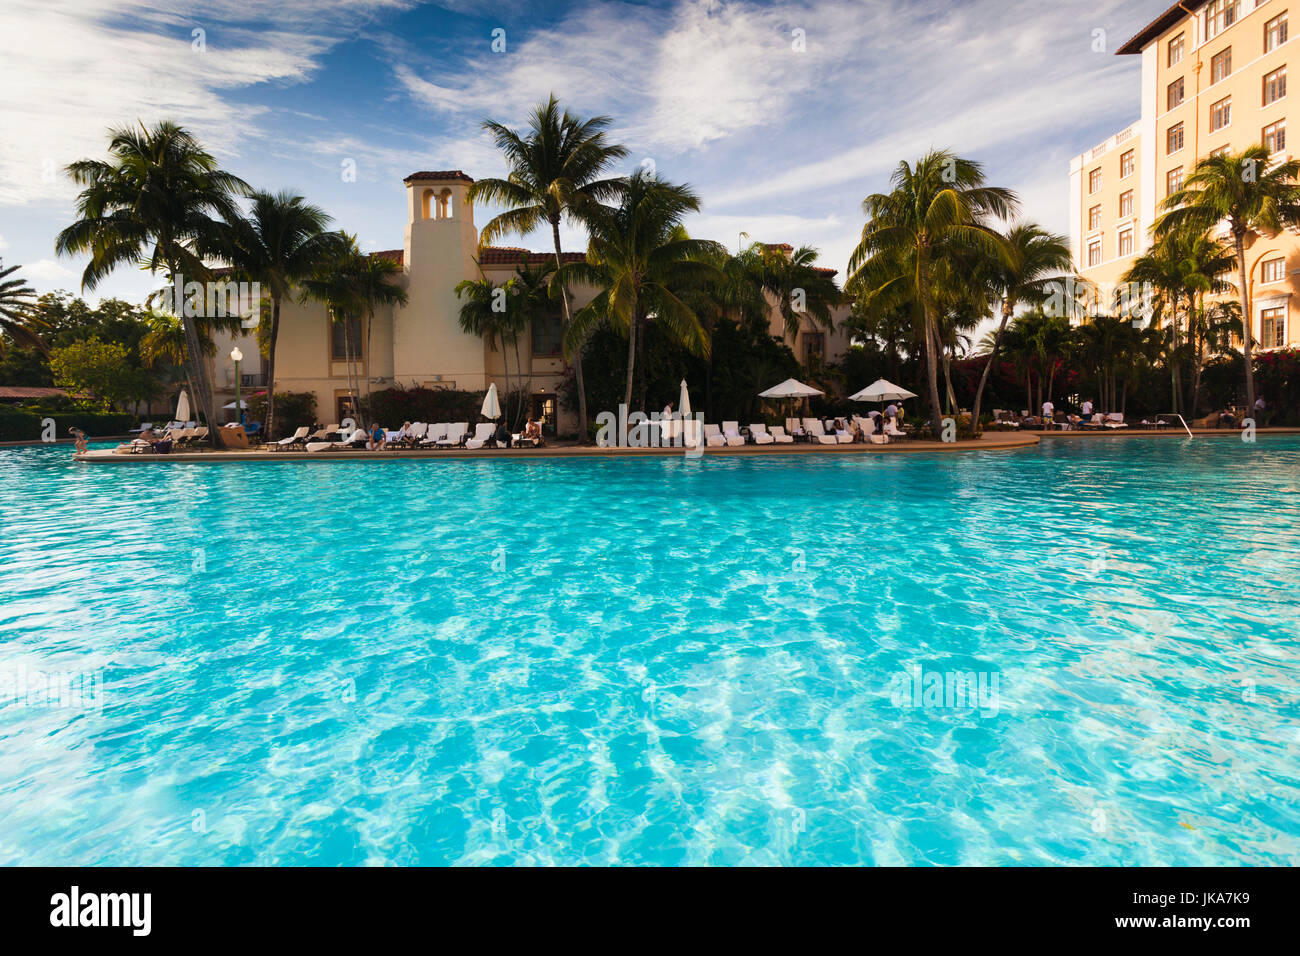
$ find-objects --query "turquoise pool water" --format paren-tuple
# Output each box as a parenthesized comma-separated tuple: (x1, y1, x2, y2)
(1, 437, 1299, 866)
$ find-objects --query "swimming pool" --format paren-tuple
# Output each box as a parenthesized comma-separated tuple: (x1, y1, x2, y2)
(2, 437, 1298, 865)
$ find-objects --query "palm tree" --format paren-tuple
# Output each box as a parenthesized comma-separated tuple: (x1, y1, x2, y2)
(139, 309, 210, 403)
(348, 252, 408, 425)
(467, 95, 629, 441)
(848, 150, 1017, 437)
(0, 262, 47, 354)
(301, 243, 366, 425)
(755, 243, 841, 348)
(555, 171, 723, 410)
(217, 191, 343, 439)
(455, 272, 521, 419)
(971, 223, 1073, 429)
(1155, 145, 1300, 412)
(1188, 299, 1243, 417)
(55, 121, 250, 445)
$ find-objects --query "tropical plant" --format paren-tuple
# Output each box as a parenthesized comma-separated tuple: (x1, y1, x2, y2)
(216, 190, 343, 439)
(0, 262, 47, 355)
(456, 273, 522, 422)
(971, 223, 1073, 428)
(555, 170, 723, 410)
(848, 150, 1017, 437)
(753, 243, 841, 346)
(467, 95, 629, 441)
(55, 121, 250, 443)
(1155, 145, 1300, 412)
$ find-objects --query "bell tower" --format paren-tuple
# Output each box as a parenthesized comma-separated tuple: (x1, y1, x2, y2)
(395, 170, 485, 388)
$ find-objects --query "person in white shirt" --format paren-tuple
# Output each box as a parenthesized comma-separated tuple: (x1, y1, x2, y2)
(1042, 400, 1055, 424)
(1081, 399, 1093, 417)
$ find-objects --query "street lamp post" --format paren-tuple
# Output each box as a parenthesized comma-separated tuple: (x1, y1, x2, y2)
(230, 347, 243, 425)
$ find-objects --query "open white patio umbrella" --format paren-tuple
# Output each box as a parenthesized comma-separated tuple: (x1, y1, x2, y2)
(759, 377, 824, 399)
(174, 389, 191, 422)
(481, 382, 501, 419)
(848, 379, 917, 403)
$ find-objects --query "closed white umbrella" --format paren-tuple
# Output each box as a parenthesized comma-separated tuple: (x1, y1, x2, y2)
(848, 379, 918, 403)
(481, 382, 502, 419)
(174, 389, 191, 422)
(759, 377, 824, 399)
(678, 379, 691, 418)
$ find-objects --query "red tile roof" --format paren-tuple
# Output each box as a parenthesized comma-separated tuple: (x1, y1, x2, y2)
(761, 242, 838, 278)
(477, 246, 585, 266)
(404, 170, 475, 184)
(369, 249, 403, 265)
(0, 386, 75, 400)
(1116, 1, 1206, 55)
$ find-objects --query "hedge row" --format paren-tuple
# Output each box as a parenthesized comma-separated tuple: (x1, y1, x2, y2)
(0, 406, 134, 442)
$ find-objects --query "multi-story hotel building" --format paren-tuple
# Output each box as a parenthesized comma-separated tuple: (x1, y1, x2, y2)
(209, 170, 852, 436)
(1069, 0, 1297, 349)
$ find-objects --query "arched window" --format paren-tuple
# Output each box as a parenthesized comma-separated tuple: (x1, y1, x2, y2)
(437, 189, 453, 219)
(421, 188, 435, 219)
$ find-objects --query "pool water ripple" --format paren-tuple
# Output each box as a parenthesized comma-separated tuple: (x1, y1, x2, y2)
(1, 437, 1299, 865)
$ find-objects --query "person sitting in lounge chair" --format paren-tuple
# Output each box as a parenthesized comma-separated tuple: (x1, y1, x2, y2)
(517, 418, 543, 448)
(369, 423, 387, 450)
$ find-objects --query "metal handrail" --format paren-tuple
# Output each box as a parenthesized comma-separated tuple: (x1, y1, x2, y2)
(1164, 413, 1193, 438)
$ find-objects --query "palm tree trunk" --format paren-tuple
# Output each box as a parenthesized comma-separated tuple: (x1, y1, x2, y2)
(171, 268, 224, 448)
(919, 287, 944, 439)
(623, 311, 637, 412)
(636, 314, 649, 412)
(552, 220, 587, 441)
(364, 309, 374, 426)
(971, 301, 1012, 432)
(265, 295, 281, 440)
(1235, 230, 1256, 413)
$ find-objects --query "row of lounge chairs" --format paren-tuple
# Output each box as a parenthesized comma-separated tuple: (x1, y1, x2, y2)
(993, 410, 1135, 430)
(700, 416, 907, 448)
(115, 425, 210, 454)
(273, 421, 542, 453)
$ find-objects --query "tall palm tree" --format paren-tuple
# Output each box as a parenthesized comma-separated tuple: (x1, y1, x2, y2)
(468, 95, 629, 441)
(971, 223, 1073, 429)
(455, 272, 521, 419)
(301, 243, 366, 425)
(347, 252, 408, 426)
(555, 171, 722, 410)
(0, 262, 47, 354)
(139, 309, 210, 403)
(1155, 145, 1300, 412)
(55, 121, 250, 445)
(848, 150, 1017, 437)
(217, 191, 343, 439)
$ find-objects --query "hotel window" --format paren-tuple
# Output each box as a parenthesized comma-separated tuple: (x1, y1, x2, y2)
(330, 314, 363, 361)
(1118, 230, 1134, 257)
(1120, 149, 1135, 178)
(1265, 12, 1288, 52)
(1167, 166, 1185, 196)
(1210, 145, 1231, 157)
(1089, 168, 1102, 193)
(1206, 0, 1240, 41)
(1167, 122, 1185, 154)
(1211, 96, 1232, 131)
(1262, 257, 1287, 282)
(802, 332, 826, 367)
(1088, 240, 1102, 267)
(1089, 204, 1102, 230)
(531, 308, 564, 356)
(1211, 47, 1232, 83)
(1264, 65, 1287, 105)
(1119, 190, 1134, 218)
(1169, 32, 1185, 66)
(1264, 119, 1287, 153)
(1167, 77, 1185, 110)
(1261, 306, 1286, 347)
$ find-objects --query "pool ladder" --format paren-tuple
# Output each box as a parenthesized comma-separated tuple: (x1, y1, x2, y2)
(1164, 413, 1194, 439)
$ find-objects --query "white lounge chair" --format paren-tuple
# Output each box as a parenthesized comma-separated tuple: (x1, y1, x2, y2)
(420, 423, 448, 446)
(748, 424, 775, 445)
(884, 419, 906, 438)
(721, 421, 746, 447)
(702, 424, 727, 447)
(803, 417, 837, 445)
(1104, 412, 1128, 429)
(306, 423, 340, 442)
(857, 416, 877, 439)
(437, 422, 469, 446)
(465, 423, 498, 449)
(785, 417, 806, 440)
(306, 427, 367, 453)
(276, 426, 310, 448)
(768, 425, 794, 444)
(826, 419, 854, 444)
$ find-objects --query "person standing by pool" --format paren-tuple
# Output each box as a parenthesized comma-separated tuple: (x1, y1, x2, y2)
(1081, 398, 1093, 419)
(1042, 400, 1054, 426)
(1255, 396, 1267, 426)
(885, 402, 898, 423)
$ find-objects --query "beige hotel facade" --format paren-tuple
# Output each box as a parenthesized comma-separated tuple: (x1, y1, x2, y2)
(1070, 0, 1298, 350)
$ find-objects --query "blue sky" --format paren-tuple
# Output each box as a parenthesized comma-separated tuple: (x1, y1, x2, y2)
(1, 0, 1159, 304)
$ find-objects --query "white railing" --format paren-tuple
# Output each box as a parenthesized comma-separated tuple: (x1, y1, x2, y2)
(1164, 413, 1194, 438)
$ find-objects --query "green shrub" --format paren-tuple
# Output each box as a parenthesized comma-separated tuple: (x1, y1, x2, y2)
(363, 385, 484, 427)
(247, 391, 317, 440)
(0, 405, 133, 442)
